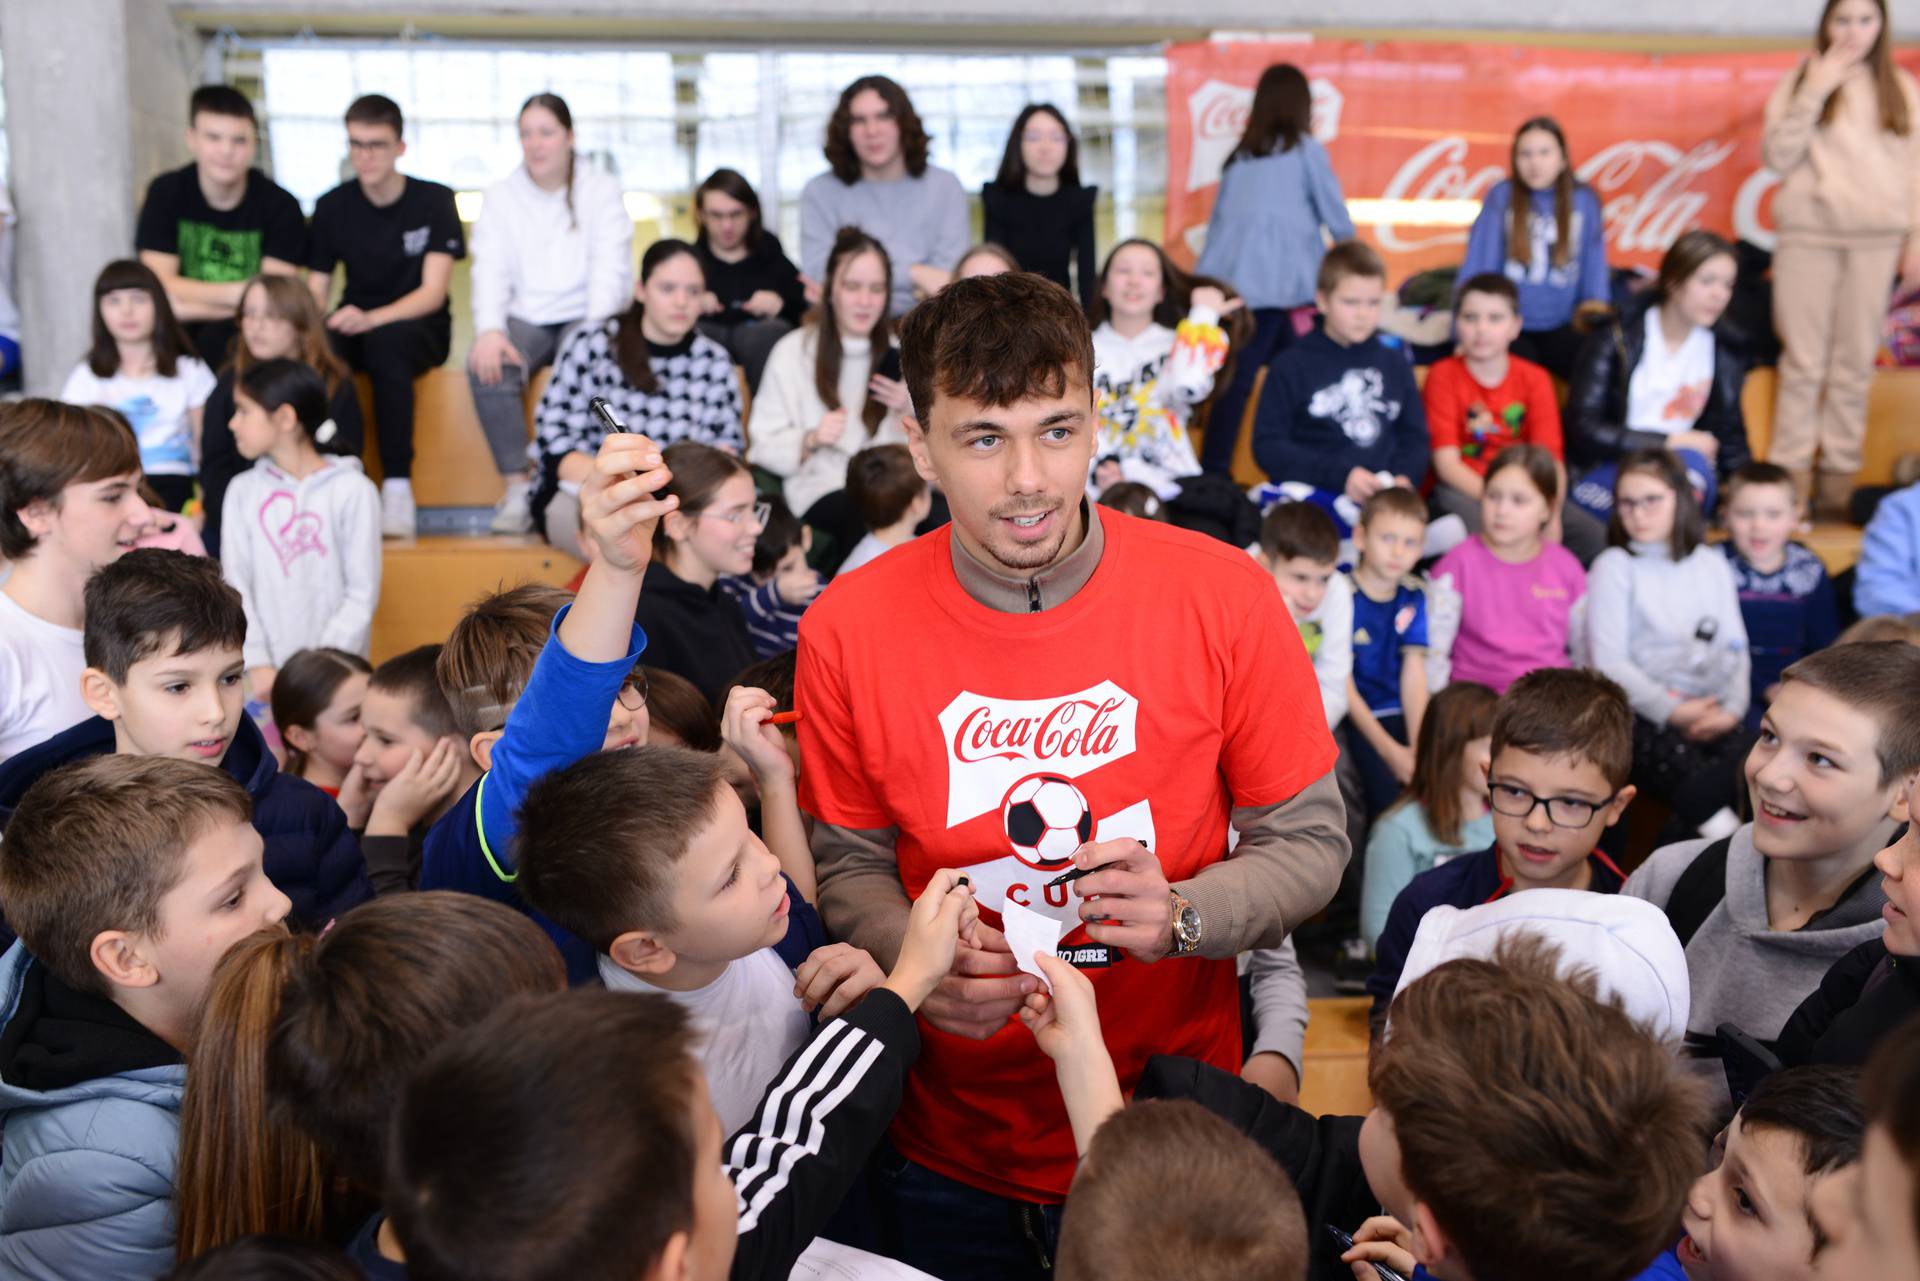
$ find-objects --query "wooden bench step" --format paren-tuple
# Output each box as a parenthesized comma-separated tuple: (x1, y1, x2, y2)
(371, 534, 582, 663)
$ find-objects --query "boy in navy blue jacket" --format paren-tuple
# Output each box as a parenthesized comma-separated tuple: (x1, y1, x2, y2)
(1253, 241, 1429, 508)
(416, 430, 678, 982)
(0, 549, 368, 933)
(1720, 463, 1839, 732)
(1365, 667, 1635, 1033)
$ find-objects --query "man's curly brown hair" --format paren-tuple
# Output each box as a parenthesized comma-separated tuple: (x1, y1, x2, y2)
(824, 76, 930, 184)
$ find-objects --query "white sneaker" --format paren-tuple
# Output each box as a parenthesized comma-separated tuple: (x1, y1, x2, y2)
(381, 478, 416, 539)
(489, 478, 533, 534)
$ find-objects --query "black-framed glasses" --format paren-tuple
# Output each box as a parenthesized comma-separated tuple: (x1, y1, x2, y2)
(1488, 782, 1617, 829)
(616, 671, 649, 711)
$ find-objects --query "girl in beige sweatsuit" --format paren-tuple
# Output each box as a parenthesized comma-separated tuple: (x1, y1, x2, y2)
(1764, 0, 1920, 517)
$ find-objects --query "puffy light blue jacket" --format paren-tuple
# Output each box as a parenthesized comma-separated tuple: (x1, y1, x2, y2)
(0, 943, 183, 1280)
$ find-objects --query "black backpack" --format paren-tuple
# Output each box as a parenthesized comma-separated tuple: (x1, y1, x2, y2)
(1664, 835, 1734, 947)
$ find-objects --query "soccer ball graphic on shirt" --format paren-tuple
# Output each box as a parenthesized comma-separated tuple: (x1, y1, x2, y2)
(1001, 773, 1095, 870)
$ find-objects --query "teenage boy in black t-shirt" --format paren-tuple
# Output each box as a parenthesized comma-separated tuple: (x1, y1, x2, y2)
(136, 86, 307, 369)
(306, 94, 465, 538)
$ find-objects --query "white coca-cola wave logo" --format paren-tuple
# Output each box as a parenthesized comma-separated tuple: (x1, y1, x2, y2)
(1185, 76, 1343, 194)
(938, 680, 1138, 828)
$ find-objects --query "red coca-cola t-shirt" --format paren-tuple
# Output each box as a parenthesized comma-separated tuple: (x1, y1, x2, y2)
(797, 512, 1334, 1201)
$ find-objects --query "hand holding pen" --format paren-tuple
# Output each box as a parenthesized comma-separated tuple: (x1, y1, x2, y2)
(1045, 839, 1177, 963)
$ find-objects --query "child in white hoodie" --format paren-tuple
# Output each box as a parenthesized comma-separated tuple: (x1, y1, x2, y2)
(220, 359, 381, 703)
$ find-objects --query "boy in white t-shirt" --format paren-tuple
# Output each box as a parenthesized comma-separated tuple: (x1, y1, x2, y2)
(515, 744, 890, 1134)
(0, 402, 154, 762)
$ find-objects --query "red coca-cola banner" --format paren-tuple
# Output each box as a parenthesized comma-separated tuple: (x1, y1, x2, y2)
(1165, 39, 1920, 279)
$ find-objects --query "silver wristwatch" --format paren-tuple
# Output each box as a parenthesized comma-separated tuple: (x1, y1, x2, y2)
(1168, 890, 1202, 957)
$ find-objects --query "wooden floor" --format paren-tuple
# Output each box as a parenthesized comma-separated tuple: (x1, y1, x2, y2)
(1299, 997, 1373, 1116)
(371, 534, 583, 664)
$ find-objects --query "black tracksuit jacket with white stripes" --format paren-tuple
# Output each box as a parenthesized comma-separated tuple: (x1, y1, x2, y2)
(726, 986, 920, 1280)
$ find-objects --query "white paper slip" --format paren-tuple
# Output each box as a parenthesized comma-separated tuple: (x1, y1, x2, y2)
(1002, 893, 1065, 991)
(789, 1238, 941, 1280)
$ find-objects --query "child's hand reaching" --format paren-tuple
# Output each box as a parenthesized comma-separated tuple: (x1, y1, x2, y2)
(721, 686, 794, 786)
(1019, 952, 1123, 1156)
(880, 870, 981, 1012)
(793, 942, 886, 1019)
(579, 431, 677, 576)
(1343, 1215, 1418, 1280)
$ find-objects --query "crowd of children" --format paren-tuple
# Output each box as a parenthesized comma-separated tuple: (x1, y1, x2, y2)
(2, 7, 1920, 1279)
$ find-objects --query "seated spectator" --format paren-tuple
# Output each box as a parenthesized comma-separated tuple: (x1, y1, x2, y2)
(1366, 667, 1635, 1032)
(1096, 480, 1166, 522)
(1625, 641, 1916, 1110)
(136, 85, 306, 369)
(981, 104, 1098, 308)
(1721, 462, 1840, 732)
(1088, 239, 1237, 500)
(837, 443, 932, 576)
(349, 644, 469, 895)
(1342, 487, 1433, 817)
(1360, 681, 1498, 953)
(1566, 230, 1750, 524)
(384, 874, 977, 1280)
(0, 549, 371, 931)
(0, 755, 291, 1278)
(219, 360, 381, 702)
(199, 274, 365, 558)
(0, 401, 152, 762)
(954, 241, 1020, 279)
(1775, 774, 1919, 1069)
(800, 75, 969, 314)
(62, 259, 214, 513)
(267, 646, 371, 801)
(719, 496, 822, 659)
(1854, 475, 1920, 617)
(1258, 500, 1352, 731)
(635, 443, 768, 706)
(468, 92, 633, 536)
(1431, 443, 1587, 693)
(1807, 1016, 1920, 1279)
(1052, 1101, 1308, 1281)
(531, 240, 743, 557)
(747, 227, 908, 531)
(1585, 450, 1752, 841)
(306, 94, 466, 539)
(1252, 241, 1429, 510)
(1674, 1066, 1864, 1281)
(691, 167, 804, 394)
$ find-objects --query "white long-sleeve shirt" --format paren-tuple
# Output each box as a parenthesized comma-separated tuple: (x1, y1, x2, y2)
(220, 456, 382, 669)
(1091, 308, 1226, 499)
(1582, 541, 1750, 726)
(469, 163, 633, 335)
(746, 326, 905, 518)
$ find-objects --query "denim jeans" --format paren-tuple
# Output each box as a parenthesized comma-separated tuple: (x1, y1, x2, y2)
(871, 1140, 1065, 1281)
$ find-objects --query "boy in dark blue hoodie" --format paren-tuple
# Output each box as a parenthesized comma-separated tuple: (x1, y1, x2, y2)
(0, 549, 367, 933)
(1253, 241, 1429, 510)
(1365, 667, 1635, 1033)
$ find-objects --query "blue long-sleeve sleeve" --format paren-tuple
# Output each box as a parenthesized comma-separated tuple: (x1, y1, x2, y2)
(1855, 487, 1920, 617)
(1305, 142, 1354, 244)
(1458, 183, 1511, 286)
(1574, 186, 1611, 307)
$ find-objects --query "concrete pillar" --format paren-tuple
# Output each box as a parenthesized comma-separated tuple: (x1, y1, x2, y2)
(1, 1, 201, 396)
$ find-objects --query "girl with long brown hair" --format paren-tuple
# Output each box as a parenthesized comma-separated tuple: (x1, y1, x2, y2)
(635, 441, 763, 704)
(982, 103, 1098, 309)
(467, 92, 634, 534)
(1765, 0, 1920, 518)
(198, 273, 364, 558)
(1457, 117, 1611, 381)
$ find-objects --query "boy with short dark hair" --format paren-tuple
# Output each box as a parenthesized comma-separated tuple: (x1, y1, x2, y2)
(416, 431, 672, 982)
(1424, 272, 1565, 529)
(0, 548, 369, 931)
(1253, 241, 1429, 507)
(306, 93, 466, 537)
(1808, 1016, 1920, 1278)
(718, 495, 821, 658)
(1258, 500, 1351, 731)
(1626, 641, 1917, 1105)
(1365, 666, 1636, 1029)
(386, 872, 979, 1281)
(350, 643, 472, 896)
(137, 85, 308, 368)
(1344, 486, 1433, 815)
(837, 443, 933, 576)
(0, 400, 152, 761)
(0, 754, 291, 1277)
(1719, 462, 1840, 731)
(516, 744, 866, 1133)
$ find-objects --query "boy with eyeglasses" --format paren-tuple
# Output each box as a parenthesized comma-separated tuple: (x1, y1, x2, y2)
(1365, 667, 1636, 1035)
(415, 431, 676, 982)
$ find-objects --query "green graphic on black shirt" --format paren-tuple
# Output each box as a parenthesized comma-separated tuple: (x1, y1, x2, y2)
(176, 221, 263, 283)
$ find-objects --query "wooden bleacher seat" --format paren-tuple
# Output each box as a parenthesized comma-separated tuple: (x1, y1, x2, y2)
(370, 534, 582, 663)
(356, 369, 510, 509)
(1300, 996, 1372, 1116)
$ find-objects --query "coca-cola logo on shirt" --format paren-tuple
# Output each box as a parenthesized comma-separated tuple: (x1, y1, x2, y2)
(938, 681, 1139, 829)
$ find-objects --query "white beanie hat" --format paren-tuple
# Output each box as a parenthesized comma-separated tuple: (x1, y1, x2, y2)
(1390, 890, 1691, 1044)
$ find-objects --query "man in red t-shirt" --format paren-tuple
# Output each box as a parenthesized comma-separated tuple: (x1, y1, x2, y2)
(797, 273, 1348, 1281)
